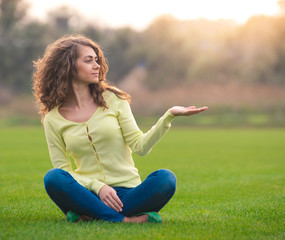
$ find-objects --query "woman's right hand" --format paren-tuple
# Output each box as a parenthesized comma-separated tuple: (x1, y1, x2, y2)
(98, 185, 123, 212)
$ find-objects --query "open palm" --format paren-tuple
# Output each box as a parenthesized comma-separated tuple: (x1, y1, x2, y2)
(169, 106, 208, 116)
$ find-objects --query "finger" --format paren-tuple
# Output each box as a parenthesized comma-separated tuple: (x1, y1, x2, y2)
(109, 193, 123, 210)
(112, 192, 123, 207)
(104, 199, 118, 212)
(184, 107, 207, 116)
(185, 108, 200, 113)
(106, 194, 123, 212)
(187, 106, 197, 109)
(188, 106, 207, 112)
(104, 198, 121, 212)
(198, 106, 208, 111)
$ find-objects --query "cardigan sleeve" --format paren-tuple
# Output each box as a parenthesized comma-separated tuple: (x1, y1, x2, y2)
(116, 99, 176, 156)
(43, 115, 105, 195)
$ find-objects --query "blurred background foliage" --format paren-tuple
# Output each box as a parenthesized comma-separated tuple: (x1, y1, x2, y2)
(0, 0, 285, 127)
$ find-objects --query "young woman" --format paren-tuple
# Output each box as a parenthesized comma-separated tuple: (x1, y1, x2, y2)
(33, 35, 207, 223)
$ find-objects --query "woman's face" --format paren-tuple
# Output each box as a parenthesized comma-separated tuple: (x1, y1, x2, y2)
(75, 45, 100, 85)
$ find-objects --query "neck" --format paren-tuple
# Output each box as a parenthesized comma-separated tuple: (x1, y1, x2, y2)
(66, 82, 94, 109)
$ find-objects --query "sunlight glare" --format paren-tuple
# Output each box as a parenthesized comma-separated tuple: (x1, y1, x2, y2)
(26, 0, 280, 29)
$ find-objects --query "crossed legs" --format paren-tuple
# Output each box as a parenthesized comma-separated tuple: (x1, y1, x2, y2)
(44, 168, 176, 222)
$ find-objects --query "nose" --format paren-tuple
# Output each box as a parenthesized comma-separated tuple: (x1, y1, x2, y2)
(93, 61, 100, 69)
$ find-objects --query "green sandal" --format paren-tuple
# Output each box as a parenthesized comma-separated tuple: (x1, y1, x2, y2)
(136, 212, 163, 223)
(66, 211, 93, 223)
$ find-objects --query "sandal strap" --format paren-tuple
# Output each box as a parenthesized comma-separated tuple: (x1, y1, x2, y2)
(134, 212, 163, 223)
(66, 211, 80, 222)
(147, 212, 163, 223)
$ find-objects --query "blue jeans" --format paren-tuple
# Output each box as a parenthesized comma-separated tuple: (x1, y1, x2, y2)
(44, 168, 176, 222)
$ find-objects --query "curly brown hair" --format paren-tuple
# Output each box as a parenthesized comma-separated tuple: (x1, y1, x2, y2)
(33, 35, 130, 122)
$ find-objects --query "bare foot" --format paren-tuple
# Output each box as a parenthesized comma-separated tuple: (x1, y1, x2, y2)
(122, 214, 148, 223)
(78, 215, 93, 222)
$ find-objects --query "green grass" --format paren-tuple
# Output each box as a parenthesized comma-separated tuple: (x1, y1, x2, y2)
(0, 127, 284, 240)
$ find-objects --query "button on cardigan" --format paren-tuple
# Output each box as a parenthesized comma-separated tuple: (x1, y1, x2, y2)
(44, 90, 176, 195)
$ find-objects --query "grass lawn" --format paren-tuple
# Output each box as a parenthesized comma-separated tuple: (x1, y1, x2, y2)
(0, 127, 284, 240)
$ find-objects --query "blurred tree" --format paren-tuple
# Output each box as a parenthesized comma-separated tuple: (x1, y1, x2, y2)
(102, 27, 142, 84)
(140, 16, 239, 89)
(0, 0, 31, 91)
(237, 16, 285, 85)
(141, 15, 191, 89)
(0, 0, 27, 33)
(0, 2, 82, 92)
(183, 19, 238, 84)
(46, 6, 81, 37)
(271, 16, 285, 85)
(138, 15, 285, 88)
(1, 0, 284, 94)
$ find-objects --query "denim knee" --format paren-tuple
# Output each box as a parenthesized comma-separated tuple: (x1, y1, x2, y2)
(157, 169, 177, 195)
(44, 168, 67, 190)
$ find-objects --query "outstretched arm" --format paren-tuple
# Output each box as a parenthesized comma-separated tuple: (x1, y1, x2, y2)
(116, 95, 208, 156)
(169, 106, 208, 116)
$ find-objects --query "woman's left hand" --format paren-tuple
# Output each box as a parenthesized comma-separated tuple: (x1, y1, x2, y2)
(169, 106, 208, 116)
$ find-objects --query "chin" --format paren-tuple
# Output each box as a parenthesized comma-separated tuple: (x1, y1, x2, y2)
(89, 79, 99, 85)
(90, 78, 99, 83)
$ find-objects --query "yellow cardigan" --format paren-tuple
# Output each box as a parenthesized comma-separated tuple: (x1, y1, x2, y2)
(44, 90, 176, 194)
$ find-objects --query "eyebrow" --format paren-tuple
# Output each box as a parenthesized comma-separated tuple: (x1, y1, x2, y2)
(83, 55, 98, 59)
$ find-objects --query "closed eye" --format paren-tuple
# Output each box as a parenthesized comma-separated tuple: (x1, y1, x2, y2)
(84, 55, 100, 64)
(84, 57, 99, 64)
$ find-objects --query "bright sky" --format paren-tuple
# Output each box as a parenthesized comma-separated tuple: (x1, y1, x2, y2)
(26, 0, 280, 30)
